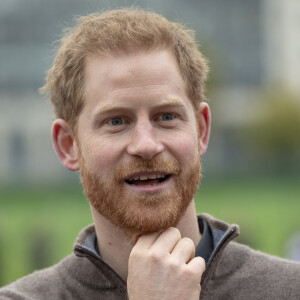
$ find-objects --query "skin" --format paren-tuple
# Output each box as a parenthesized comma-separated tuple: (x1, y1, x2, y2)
(52, 49, 211, 299)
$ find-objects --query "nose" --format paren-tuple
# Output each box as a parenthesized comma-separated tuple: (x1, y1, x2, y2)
(127, 119, 164, 160)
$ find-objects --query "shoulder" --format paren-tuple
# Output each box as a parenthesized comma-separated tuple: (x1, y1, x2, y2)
(0, 254, 76, 299)
(210, 241, 300, 299)
(0, 253, 105, 300)
(224, 241, 300, 275)
(0, 251, 127, 300)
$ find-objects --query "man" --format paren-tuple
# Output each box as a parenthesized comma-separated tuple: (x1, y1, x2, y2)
(1, 8, 299, 300)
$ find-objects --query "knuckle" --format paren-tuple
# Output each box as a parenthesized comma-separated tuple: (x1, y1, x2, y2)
(184, 266, 198, 278)
(168, 258, 182, 271)
(148, 249, 164, 263)
(197, 256, 206, 268)
(168, 227, 181, 239)
(192, 256, 206, 273)
(182, 237, 195, 248)
(129, 247, 143, 261)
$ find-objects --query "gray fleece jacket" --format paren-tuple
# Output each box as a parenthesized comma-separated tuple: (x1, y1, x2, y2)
(0, 214, 299, 299)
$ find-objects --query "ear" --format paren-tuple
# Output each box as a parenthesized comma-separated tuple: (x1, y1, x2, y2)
(51, 119, 79, 171)
(197, 102, 211, 156)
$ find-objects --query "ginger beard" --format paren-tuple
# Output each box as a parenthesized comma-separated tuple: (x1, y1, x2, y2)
(79, 154, 202, 243)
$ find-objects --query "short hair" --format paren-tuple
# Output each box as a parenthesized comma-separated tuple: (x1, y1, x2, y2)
(41, 8, 209, 129)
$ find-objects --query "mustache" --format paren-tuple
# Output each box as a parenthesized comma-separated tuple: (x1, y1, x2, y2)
(114, 157, 181, 181)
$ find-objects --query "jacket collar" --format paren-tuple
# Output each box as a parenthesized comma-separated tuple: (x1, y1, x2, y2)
(199, 213, 239, 283)
(73, 213, 239, 285)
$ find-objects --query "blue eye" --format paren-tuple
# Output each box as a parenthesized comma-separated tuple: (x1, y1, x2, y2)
(161, 113, 174, 121)
(109, 117, 123, 126)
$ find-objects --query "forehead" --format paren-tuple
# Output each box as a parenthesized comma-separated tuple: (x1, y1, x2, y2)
(85, 50, 184, 89)
(82, 49, 195, 115)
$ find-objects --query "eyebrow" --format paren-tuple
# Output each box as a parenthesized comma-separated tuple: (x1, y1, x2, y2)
(93, 98, 186, 119)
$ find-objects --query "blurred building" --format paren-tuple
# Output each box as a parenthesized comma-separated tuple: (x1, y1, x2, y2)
(263, 0, 300, 94)
(0, 0, 299, 184)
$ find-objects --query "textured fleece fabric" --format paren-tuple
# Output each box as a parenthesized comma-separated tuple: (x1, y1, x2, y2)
(0, 214, 299, 299)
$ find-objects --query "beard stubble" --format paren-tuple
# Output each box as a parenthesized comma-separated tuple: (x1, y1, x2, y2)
(79, 155, 201, 243)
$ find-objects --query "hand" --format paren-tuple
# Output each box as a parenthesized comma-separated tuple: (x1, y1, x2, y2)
(127, 227, 205, 300)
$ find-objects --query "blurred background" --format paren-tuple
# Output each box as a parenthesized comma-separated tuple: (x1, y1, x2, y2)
(1, 0, 300, 286)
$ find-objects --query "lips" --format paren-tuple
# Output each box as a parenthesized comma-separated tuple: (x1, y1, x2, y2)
(125, 173, 170, 186)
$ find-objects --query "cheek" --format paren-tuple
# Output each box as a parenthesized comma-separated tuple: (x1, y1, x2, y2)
(170, 132, 199, 165)
(80, 140, 122, 175)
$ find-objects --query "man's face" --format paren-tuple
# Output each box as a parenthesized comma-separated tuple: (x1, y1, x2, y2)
(76, 49, 202, 242)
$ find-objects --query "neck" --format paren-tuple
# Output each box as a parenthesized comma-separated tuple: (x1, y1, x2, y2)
(90, 200, 201, 281)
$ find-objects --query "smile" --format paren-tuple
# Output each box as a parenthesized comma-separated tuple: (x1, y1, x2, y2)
(125, 173, 171, 186)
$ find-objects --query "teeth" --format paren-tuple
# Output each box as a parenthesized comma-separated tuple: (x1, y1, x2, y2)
(128, 174, 166, 181)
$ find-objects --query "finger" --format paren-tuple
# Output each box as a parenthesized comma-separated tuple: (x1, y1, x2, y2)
(151, 227, 181, 253)
(171, 237, 195, 263)
(134, 231, 162, 249)
(187, 256, 206, 282)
